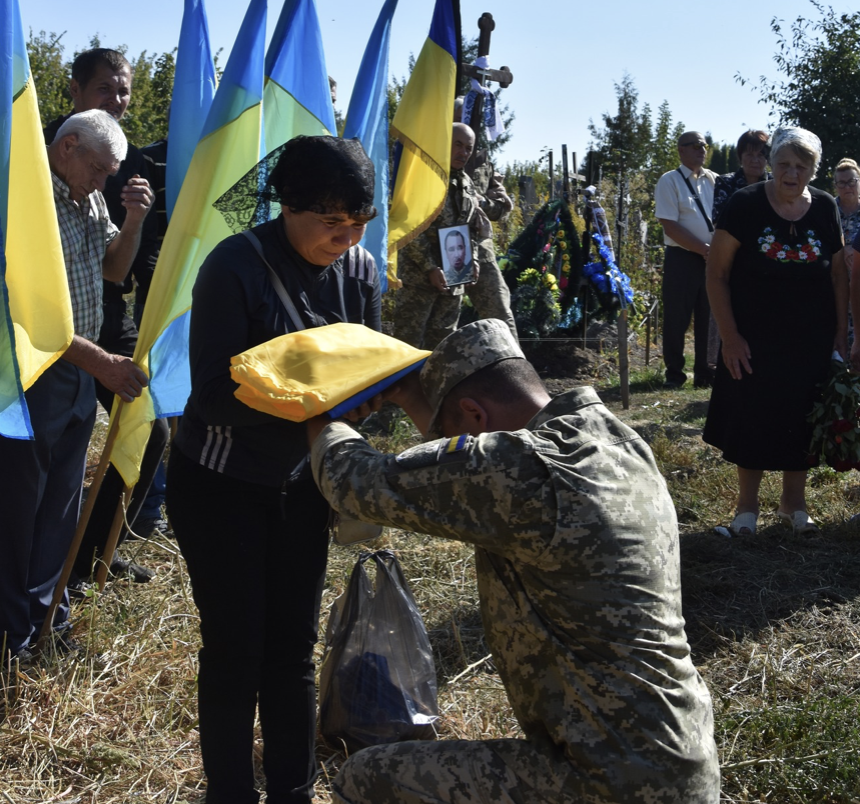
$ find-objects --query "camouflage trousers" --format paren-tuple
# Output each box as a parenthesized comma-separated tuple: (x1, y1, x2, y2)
(465, 253, 517, 340)
(331, 738, 582, 804)
(393, 261, 463, 350)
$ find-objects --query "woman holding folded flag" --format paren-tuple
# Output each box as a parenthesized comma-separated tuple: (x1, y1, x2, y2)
(166, 136, 381, 804)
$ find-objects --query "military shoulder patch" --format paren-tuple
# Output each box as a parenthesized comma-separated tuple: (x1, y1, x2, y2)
(394, 434, 473, 471)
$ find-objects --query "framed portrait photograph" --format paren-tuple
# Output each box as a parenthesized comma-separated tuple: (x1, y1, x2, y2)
(438, 224, 473, 287)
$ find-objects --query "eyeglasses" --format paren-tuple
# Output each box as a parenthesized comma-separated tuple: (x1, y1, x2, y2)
(836, 178, 859, 188)
(680, 141, 708, 150)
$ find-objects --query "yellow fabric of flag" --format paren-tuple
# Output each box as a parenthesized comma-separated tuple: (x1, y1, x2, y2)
(386, 0, 457, 288)
(230, 323, 430, 421)
(6, 76, 73, 390)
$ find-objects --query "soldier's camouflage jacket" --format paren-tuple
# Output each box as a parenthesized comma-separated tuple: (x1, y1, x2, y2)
(312, 387, 720, 802)
(399, 168, 482, 290)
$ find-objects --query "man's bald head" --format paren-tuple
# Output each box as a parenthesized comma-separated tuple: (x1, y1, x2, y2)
(451, 123, 475, 171)
(677, 131, 708, 171)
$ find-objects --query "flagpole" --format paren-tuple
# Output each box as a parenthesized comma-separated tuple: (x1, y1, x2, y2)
(94, 483, 134, 591)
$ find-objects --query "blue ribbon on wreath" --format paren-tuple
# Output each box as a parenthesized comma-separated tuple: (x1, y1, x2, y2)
(583, 232, 634, 307)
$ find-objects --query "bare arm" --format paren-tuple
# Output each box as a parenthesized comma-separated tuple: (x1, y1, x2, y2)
(660, 218, 710, 258)
(102, 175, 154, 282)
(706, 229, 750, 380)
(62, 335, 148, 402)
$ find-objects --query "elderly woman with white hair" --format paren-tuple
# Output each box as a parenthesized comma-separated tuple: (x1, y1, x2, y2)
(704, 127, 848, 536)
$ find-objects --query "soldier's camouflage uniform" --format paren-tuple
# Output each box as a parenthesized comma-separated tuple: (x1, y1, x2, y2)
(393, 169, 481, 350)
(311, 387, 720, 804)
(466, 158, 517, 338)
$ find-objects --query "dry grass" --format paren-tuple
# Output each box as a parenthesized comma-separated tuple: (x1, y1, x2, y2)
(5, 366, 860, 802)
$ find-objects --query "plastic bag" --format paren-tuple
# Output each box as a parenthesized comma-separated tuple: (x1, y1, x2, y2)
(319, 550, 439, 753)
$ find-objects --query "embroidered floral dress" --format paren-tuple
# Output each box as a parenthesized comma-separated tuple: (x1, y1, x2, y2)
(703, 182, 843, 470)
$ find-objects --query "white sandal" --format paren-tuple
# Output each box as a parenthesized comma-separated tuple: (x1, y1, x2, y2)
(778, 510, 819, 536)
(728, 511, 758, 537)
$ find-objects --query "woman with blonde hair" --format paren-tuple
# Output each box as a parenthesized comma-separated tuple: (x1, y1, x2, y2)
(834, 158, 860, 273)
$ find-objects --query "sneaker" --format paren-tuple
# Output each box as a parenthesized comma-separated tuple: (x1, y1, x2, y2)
(130, 515, 170, 540)
(109, 557, 155, 583)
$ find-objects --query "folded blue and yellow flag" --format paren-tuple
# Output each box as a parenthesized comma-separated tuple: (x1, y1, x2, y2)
(230, 323, 430, 421)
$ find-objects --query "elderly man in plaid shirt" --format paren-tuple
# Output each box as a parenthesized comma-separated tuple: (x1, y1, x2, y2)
(0, 109, 152, 665)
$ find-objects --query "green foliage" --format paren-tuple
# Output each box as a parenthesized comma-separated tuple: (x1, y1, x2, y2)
(586, 73, 652, 176)
(808, 359, 860, 471)
(26, 30, 71, 124)
(122, 50, 175, 148)
(737, 1, 860, 184)
(706, 139, 734, 176)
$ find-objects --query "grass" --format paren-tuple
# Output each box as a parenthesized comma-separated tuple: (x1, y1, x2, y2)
(5, 362, 860, 802)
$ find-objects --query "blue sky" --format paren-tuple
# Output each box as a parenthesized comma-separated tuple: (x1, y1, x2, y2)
(28, 0, 851, 170)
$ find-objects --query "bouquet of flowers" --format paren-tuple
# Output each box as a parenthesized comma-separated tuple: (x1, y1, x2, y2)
(807, 356, 860, 471)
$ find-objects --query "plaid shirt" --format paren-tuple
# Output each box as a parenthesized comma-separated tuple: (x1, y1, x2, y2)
(51, 171, 119, 340)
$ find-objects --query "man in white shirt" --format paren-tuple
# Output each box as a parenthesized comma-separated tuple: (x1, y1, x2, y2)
(655, 131, 717, 389)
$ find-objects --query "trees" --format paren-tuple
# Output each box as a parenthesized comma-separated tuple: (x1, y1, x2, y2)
(27, 31, 70, 125)
(27, 30, 174, 148)
(737, 1, 860, 182)
(586, 73, 652, 178)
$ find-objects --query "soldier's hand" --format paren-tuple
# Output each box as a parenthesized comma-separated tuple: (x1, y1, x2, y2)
(428, 267, 448, 293)
(341, 393, 384, 422)
(121, 175, 154, 222)
(94, 354, 149, 403)
(474, 208, 493, 240)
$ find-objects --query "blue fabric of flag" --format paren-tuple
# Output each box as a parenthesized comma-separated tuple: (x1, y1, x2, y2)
(265, 0, 335, 139)
(166, 0, 217, 218)
(343, 0, 398, 294)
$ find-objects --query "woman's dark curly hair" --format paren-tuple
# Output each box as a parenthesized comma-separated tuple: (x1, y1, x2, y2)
(214, 135, 377, 233)
(269, 135, 376, 221)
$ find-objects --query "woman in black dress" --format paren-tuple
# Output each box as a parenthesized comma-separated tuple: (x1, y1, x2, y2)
(704, 127, 848, 536)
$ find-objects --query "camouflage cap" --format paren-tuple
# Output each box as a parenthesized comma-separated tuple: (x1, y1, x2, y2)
(421, 319, 525, 437)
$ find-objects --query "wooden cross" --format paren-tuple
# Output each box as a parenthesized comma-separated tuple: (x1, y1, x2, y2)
(460, 12, 513, 168)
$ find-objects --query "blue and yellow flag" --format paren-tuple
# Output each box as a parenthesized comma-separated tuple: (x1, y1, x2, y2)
(387, 0, 458, 287)
(112, 0, 267, 485)
(343, 0, 399, 293)
(166, 0, 218, 218)
(263, 0, 335, 156)
(0, 0, 73, 439)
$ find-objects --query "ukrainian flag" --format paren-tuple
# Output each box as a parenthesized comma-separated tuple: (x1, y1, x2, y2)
(111, 0, 267, 485)
(387, 0, 458, 287)
(263, 0, 335, 156)
(0, 0, 73, 439)
(343, 0, 399, 293)
(166, 0, 218, 218)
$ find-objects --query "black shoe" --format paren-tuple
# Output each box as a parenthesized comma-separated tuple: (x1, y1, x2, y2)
(5, 647, 34, 670)
(693, 376, 713, 389)
(67, 577, 95, 600)
(662, 379, 685, 389)
(128, 514, 170, 540)
(109, 557, 155, 583)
